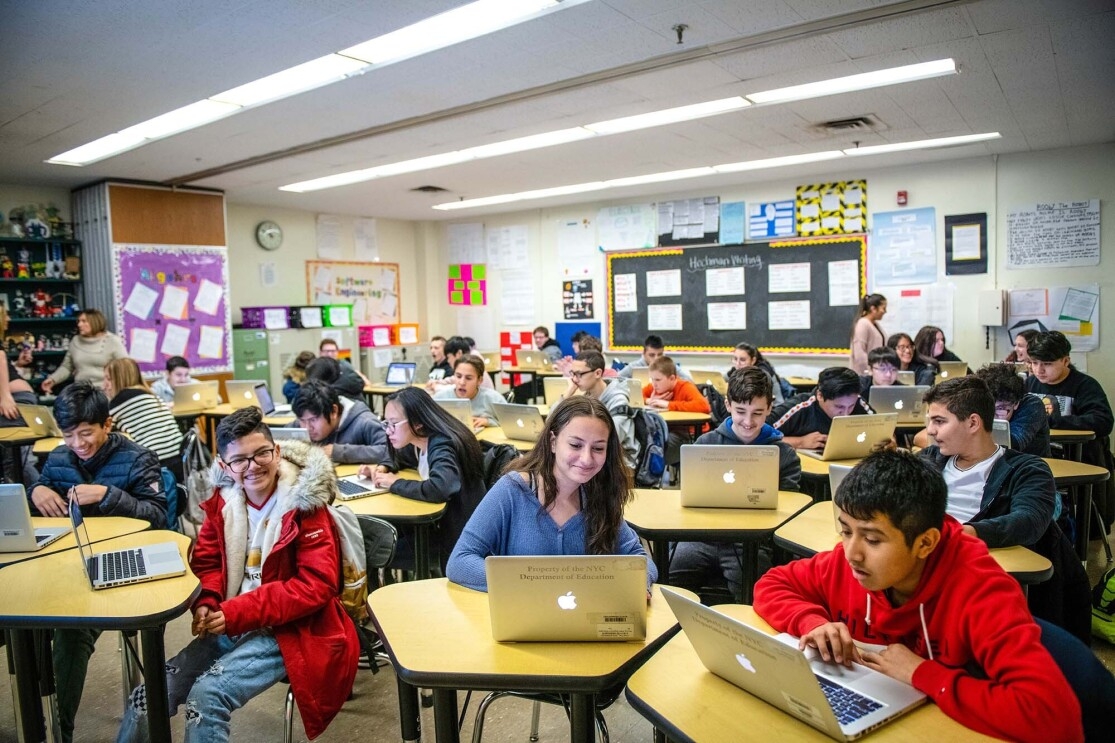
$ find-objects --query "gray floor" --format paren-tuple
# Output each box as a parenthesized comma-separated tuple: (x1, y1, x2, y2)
(3, 532, 1114, 743)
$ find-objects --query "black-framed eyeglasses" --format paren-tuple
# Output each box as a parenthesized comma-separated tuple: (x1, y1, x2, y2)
(223, 448, 276, 473)
(569, 369, 597, 380)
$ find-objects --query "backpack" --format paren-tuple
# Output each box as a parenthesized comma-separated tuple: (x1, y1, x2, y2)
(482, 443, 521, 490)
(328, 503, 370, 624)
(701, 385, 729, 427)
(631, 408, 668, 488)
(1092, 564, 1115, 645)
(178, 429, 212, 537)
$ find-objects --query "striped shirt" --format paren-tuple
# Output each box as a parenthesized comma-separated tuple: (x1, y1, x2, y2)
(109, 388, 184, 463)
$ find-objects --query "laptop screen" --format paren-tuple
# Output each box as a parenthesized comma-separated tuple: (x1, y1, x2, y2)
(385, 362, 416, 384)
(253, 383, 276, 415)
(68, 497, 96, 584)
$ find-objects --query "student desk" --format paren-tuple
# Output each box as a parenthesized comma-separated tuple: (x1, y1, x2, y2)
(502, 366, 563, 403)
(1045, 457, 1111, 562)
(656, 410, 712, 439)
(773, 502, 1053, 587)
(796, 451, 864, 500)
(787, 376, 817, 393)
(0, 530, 198, 743)
(1049, 428, 1095, 463)
(0, 426, 44, 482)
(624, 489, 812, 603)
(368, 579, 690, 743)
(624, 603, 997, 742)
(475, 426, 536, 452)
(0, 516, 149, 567)
(362, 382, 424, 415)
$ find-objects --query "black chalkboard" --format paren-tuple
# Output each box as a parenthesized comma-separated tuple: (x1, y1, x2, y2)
(606, 236, 865, 354)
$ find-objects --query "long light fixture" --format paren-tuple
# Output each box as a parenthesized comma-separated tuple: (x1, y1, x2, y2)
(47, 0, 579, 166)
(280, 59, 957, 193)
(432, 133, 999, 211)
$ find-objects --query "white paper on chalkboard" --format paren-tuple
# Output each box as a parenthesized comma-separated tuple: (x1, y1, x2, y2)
(828, 260, 860, 306)
(706, 267, 745, 297)
(614, 273, 638, 313)
(769, 263, 810, 294)
(708, 302, 746, 330)
(648, 304, 683, 331)
(768, 300, 811, 330)
(646, 269, 681, 297)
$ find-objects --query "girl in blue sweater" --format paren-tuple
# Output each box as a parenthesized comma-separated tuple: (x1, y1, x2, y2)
(447, 396, 656, 590)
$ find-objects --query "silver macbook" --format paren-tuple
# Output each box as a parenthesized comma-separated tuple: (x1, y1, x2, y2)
(992, 418, 1011, 448)
(828, 463, 855, 531)
(933, 361, 968, 384)
(226, 380, 272, 412)
(630, 367, 651, 385)
(492, 403, 546, 443)
(799, 414, 898, 461)
(688, 368, 728, 395)
(270, 427, 310, 442)
(895, 371, 915, 386)
(515, 350, 551, 370)
(679, 444, 780, 509)
(625, 377, 645, 408)
(16, 404, 63, 437)
(435, 398, 475, 429)
(0, 484, 68, 552)
(70, 497, 186, 589)
(661, 587, 926, 740)
(334, 473, 389, 501)
(867, 385, 928, 426)
(173, 381, 221, 413)
(543, 376, 570, 405)
(486, 555, 648, 642)
(384, 362, 417, 385)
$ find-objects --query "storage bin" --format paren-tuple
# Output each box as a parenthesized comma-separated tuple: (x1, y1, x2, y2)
(289, 306, 323, 329)
(358, 325, 394, 347)
(393, 323, 419, 345)
(322, 304, 353, 327)
(241, 306, 290, 330)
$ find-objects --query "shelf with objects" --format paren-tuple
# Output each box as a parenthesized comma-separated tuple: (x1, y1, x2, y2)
(0, 236, 84, 395)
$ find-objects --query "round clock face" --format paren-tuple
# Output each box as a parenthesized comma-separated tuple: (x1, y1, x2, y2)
(255, 220, 283, 250)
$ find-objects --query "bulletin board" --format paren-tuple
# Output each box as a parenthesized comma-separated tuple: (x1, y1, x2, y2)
(606, 237, 866, 354)
(112, 244, 232, 374)
(306, 260, 400, 326)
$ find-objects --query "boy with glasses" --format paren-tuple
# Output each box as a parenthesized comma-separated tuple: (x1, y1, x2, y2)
(859, 346, 902, 396)
(560, 350, 638, 468)
(117, 407, 359, 743)
(976, 363, 1050, 456)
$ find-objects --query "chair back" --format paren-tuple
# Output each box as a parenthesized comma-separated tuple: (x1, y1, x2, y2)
(358, 515, 398, 591)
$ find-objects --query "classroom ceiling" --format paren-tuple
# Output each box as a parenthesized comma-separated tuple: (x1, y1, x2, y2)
(2, 0, 1113, 221)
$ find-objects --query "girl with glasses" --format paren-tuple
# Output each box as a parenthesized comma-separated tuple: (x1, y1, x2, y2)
(886, 332, 937, 386)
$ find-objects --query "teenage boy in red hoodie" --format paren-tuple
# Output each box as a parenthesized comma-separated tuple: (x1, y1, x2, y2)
(754, 449, 1083, 743)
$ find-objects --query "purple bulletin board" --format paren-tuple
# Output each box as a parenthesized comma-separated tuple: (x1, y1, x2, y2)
(112, 244, 232, 374)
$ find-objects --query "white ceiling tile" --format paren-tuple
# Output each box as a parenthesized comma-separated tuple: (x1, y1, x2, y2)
(826, 7, 974, 59)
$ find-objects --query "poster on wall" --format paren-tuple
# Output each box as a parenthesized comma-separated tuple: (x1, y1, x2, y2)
(112, 244, 232, 374)
(795, 180, 866, 236)
(448, 264, 487, 306)
(1006, 199, 1100, 269)
(944, 212, 987, 275)
(306, 260, 400, 325)
(871, 207, 936, 287)
(1003, 284, 1099, 352)
(562, 279, 593, 319)
(748, 200, 795, 239)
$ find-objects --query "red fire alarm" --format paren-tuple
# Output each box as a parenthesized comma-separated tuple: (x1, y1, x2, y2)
(897, 190, 908, 206)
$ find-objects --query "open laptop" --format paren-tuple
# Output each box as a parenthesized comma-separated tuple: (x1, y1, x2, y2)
(799, 414, 898, 461)
(867, 385, 928, 426)
(629, 367, 651, 385)
(679, 444, 779, 509)
(492, 402, 546, 443)
(173, 381, 221, 413)
(828, 463, 855, 531)
(992, 418, 1011, 448)
(436, 398, 476, 428)
(486, 555, 648, 642)
(0, 484, 68, 552)
(543, 376, 570, 405)
(625, 378, 645, 408)
(688, 368, 728, 395)
(933, 361, 968, 385)
(16, 404, 63, 437)
(514, 350, 551, 370)
(661, 587, 926, 740)
(384, 361, 417, 385)
(269, 427, 310, 442)
(226, 380, 274, 413)
(334, 472, 389, 501)
(70, 497, 186, 589)
(895, 371, 915, 386)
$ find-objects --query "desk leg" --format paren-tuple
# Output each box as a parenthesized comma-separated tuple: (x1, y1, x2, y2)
(139, 627, 173, 743)
(432, 688, 460, 743)
(568, 693, 595, 743)
(396, 677, 421, 742)
(9, 629, 43, 743)
(414, 524, 431, 580)
(739, 542, 760, 605)
(1076, 484, 1094, 563)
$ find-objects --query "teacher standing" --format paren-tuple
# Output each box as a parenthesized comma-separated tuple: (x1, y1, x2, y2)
(849, 293, 887, 374)
(41, 308, 128, 393)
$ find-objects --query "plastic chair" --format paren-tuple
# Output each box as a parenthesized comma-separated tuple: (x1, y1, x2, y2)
(469, 689, 618, 743)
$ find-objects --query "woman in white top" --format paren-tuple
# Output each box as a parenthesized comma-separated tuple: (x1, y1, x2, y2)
(849, 293, 887, 374)
(42, 308, 128, 392)
(432, 357, 506, 428)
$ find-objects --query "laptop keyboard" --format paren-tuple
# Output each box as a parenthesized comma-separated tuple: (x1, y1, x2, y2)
(336, 479, 378, 500)
(816, 675, 882, 725)
(92, 549, 147, 583)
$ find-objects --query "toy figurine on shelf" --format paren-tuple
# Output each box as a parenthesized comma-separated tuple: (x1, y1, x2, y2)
(0, 253, 13, 278)
(46, 244, 65, 278)
(31, 288, 51, 317)
(12, 290, 28, 318)
(16, 248, 31, 279)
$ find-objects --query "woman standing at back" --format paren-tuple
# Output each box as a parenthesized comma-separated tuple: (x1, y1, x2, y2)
(850, 294, 887, 374)
(103, 358, 184, 483)
(41, 309, 128, 393)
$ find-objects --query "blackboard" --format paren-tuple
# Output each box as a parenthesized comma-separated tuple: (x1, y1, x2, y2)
(606, 236, 865, 354)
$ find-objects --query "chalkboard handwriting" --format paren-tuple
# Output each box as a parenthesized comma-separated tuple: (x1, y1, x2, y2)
(687, 253, 762, 273)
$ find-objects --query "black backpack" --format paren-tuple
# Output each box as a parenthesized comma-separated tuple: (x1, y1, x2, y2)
(701, 385, 729, 426)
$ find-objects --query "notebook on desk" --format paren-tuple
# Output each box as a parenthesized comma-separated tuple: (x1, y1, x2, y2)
(492, 403, 546, 443)
(486, 555, 647, 642)
(867, 386, 928, 426)
(16, 404, 63, 437)
(0, 484, 69, 552)
(70, 497, 186, 589)
(661, 587, 926, 741)
(384, 362, 417, 385)
(173, 381, 221, 413)
(679, 444, 779, 509)
(799, 414, 898, 462)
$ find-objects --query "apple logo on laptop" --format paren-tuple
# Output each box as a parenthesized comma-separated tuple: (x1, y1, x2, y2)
(244, 391, 253, 399)
(723, 469, 735, 484)
(856, 431, 867, 443)
(735, 652, 757, 673)
(557, 591, 577, 610)
(516, 419, 525, 428)
(34, 416, 45, 425)
(192, 392, 202, 401)
(894, 399, 904, 410)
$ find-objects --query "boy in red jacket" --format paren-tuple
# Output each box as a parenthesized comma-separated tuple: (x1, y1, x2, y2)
(117, 408, 359, 742)
(754, 449, 1082, 743)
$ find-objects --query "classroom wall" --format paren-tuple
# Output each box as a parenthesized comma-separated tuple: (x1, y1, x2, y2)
(422, 143, 1115, 394)
(0, 184, 72, 225)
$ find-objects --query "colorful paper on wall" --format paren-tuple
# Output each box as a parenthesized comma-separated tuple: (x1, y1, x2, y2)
(795, 180, 867, 236)
(448, 264, 487, 305)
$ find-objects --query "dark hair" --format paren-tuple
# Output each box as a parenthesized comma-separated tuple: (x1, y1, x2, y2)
(642, 334, 664, 351)
(215, 406, 274, 457)
(571, 330, 589, 343)
(734, 341, 778, 377)
(835, 449, 946, 547)
(649, 356, 677, 377)
(444, 336, 470, 357)
(533, 326, 550, 337)
(165, 356, 189, 372)
(578, 335, 603, 353)
(574, 350, 605, 372)
(318, 338, 339, 351)
(923, 376, 993, 432)
(292, 378, 340, 420)
(452, 356, 485, 378)
(851, 293, 886, 340)
(887, 332, 938, 370)
(867, 346, 900, 369)
(726, 366, 773, 405)
(285, 350, 317, 383)
(509, 396, 631, 555)
(816, 367, 861, 400)
(975, 363, 1024, 405)
(54, 381, 110, 431)
(462, 336, 476, 349)
(383, 387, 483, 483)
(914, 326, 947, 361)
(305, 356, 341, 384)
(1027, 331, 1072, 362)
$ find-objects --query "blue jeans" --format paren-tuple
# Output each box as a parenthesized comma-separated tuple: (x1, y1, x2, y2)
(117, 630, 286, 743)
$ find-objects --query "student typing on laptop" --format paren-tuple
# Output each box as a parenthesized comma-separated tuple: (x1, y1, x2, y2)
(447, 396, 656, 591)
(754, 449, 1083, 743)
(769, 367, 874, 450)
(28, 382, 167, 743)
(432, 356, 507, 428)
(117, 407, 359, 743)
(976, 363, 1050, 456)
(670, 368, 800, 598)
(292, 379, 388, 464)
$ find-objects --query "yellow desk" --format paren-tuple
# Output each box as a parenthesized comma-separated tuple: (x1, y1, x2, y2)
(625, 604, 996, 742)
(475, 425, 535, 452)
(795, 451, 865, 500)
(773, 502, 1053, 586)
(33, 435, 62, 455)
(624, 489, 812, 603)
(787, 376, 817, 393)
(1049, 428, 1095, 462)
(0, 530, 199, 743)
(369, 579, 691, 743)
(1044, 457, 1110, 562)
(0, 516, 149, 567)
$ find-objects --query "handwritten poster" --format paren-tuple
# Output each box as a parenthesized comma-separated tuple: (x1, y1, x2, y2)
(1006, 200, 1100, 269)
(306, 260, 400, 326)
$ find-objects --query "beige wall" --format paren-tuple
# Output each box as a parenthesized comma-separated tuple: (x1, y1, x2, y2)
(0, 184, 72, 226)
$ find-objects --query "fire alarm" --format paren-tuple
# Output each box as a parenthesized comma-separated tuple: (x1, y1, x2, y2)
(897, 190, 908, 206)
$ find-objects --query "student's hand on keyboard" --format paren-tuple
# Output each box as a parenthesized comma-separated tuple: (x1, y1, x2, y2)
(799, 432, 827, 451)
(799, 621, 861, 668)
(373, 471, 399, 489)
(859, 643, 922, 685)
(31, 487, 68, 517)
(357, 464, 387, 480)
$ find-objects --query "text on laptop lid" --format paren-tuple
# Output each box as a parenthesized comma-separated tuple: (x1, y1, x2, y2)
(0, 484, 68, 552)
(679, 444, 780, 509)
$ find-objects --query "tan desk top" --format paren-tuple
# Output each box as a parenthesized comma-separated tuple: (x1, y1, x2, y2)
(502, 366, 564, 376)
(625, 603, 995, 742)
(625, 489, 812, 537)
(476, 426, 535, 452)
(1049, 428, 1095, 444)
(32, 436, 62, 455)
(1, 516, 150, 567)
(198, 404, 294, 426)
(658, 410, 712, 425)
(773, 502, 1053, 584)
(0, 427, 44, 445)
(795, 450, 864, 477)
(332, 466, 444, 521)
(1044, 457, 1110, 485)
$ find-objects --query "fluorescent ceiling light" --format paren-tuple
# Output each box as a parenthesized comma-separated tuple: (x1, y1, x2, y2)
(844, 132, 1001, 156)
(746, 58, 957, 105)
(47, 132, 148, 167)
(211, 54, 369, 106)
(605, 167, 716, 188)
(463, 128, 594, 159)
(584, 98, 749, 135)
(713, 150, 844, 173)
(118, 100, 241, 140)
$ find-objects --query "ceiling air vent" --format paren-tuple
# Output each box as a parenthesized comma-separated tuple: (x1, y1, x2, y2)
(811, 115, 887, 135)
(411, 185, 450, 193)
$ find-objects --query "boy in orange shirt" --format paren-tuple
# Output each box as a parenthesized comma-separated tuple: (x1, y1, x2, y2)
(643, 356, 711, 413)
